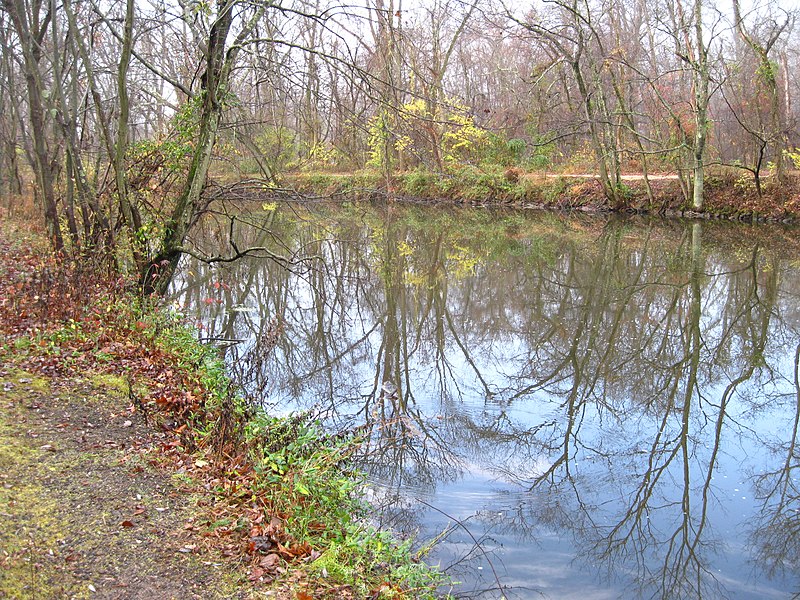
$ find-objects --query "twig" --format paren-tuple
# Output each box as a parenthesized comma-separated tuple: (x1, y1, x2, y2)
(416, 497, 508, 599)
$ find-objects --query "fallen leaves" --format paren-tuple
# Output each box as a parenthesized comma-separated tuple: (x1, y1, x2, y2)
(0, 233, 369, 599)
(249, 551, 286, 583)
(248, 535, 275, 554)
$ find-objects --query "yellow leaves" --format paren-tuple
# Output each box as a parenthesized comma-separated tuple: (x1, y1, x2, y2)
(442, 110, 489, 162)
(402, 97, 429, 116)
(367, 96, 489, 170)
(447, 245, 482, 279)
(785, 149, 800, 170)
(394, 134, 412, 153)
(402, 271, 427, 287)
(397, 240, 414, 257)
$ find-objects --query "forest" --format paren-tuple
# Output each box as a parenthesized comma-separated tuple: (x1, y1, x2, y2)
(0, 0, 798, 288)
(4, 1, 800, 597)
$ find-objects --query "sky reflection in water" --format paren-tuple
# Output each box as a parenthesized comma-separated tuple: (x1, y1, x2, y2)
(172, 204, 800, 599)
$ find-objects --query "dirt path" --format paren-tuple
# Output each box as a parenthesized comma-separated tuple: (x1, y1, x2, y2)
(555, 173, 679, 180)
(0, 368, 253, 600)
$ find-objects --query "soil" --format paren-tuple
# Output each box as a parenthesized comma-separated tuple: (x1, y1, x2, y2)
(0, 368, 256, 600)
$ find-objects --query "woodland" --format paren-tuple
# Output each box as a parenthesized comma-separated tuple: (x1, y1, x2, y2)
(2, 1, 800, 596)
(0, 0, 798, 290)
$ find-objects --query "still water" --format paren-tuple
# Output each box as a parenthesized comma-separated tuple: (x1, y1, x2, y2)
(172, 203, 800, 598)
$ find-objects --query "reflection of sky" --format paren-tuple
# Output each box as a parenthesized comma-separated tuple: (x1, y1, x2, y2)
(174, 209, 800, 599)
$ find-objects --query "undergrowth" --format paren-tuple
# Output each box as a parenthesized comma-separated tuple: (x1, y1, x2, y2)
(0, 224, 450, 598)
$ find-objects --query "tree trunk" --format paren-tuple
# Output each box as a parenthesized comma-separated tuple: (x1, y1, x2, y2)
(3, 0, 63, 250)
(115, 0, 144, 265)
(143, 0, 264, 295)
(690, 0, 709, 211)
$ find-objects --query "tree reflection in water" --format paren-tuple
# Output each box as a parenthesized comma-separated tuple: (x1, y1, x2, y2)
(171, 204, 800, 599)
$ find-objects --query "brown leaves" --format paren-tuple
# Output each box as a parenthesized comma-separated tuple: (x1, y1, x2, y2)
(242, 514, 320, 585)
(248, 535, 275, 554)
(0, 231, 342, 599)
(277, 541, 313, 561)
(248, 550, 286, 583)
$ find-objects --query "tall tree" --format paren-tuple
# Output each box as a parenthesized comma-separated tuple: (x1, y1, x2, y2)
(145, 0, 266, 293)
(3, 0, 63, 249)
(666, 0, 719, 210)
(731, 0, 793, 187)
(510, 0, 627, 206)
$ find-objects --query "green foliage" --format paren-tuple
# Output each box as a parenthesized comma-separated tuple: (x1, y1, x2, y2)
(481, 133, 522, 166)
(525, 135, 557, 171)
(756, 59, 779, 86)
(309, 527, 449, 598)
(251, 125, 296, 173)
(401, 168, 437, 196)
(367, 111, 394, 172)
(250, 417, 359, 536)
(477, 132, 556, 170)
(126, 95, 201, 177)
(541, 177, 569, 203)
(614, 182, 634, 200)
(127, 139, 193, 174)
(236, 410, 449, 594)
(174, 94, 204, 140)
(786, 149, 800, 170)
(506, 138, 527, 162)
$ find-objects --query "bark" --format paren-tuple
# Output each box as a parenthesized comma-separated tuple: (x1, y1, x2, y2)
(49, 0, 106, 247)
(115, 0, 144, 265)
(691, 0, 709, 211)
(732, 0, 792, 186)
(144, 0, 266, 295)
(3, 0, 63, 250)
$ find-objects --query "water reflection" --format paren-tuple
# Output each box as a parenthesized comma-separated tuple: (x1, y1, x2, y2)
(172, 204, 800, 599)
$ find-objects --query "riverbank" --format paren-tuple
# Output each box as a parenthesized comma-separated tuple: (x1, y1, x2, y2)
(283, 167, 800, 222)
(0, 220, 447, 599)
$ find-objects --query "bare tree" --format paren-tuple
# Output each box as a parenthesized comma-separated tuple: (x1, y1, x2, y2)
(3, 0, 63, 248)
(730, 0, 794, 188)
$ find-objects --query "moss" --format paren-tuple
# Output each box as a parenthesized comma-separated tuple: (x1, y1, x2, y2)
(88, 372, 129, 393)
(0, 366, 253, 599)
(0, 374, 68, 599)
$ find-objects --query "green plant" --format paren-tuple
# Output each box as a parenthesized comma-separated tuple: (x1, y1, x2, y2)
(402, 168, 434, 196)
(367, 111, 395, 172)
(785, 148, 800, 170)
(253, 125, 297, 173)
(541, 177, 569, 204)
(506, 138, 527, 162)
(524, 134, 557, 171)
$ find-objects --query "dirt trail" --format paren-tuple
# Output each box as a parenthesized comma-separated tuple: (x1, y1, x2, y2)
(556, 173, 679, 180)
(0, 368, 251, 600)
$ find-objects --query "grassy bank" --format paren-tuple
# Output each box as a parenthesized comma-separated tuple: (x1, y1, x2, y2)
(285, 166, 800, 222)
(0, 221, 448, 598)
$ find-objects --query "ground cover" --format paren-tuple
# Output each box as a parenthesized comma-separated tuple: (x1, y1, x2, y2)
(283, 167, 800, 221)
(0, 220, 447, 599)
